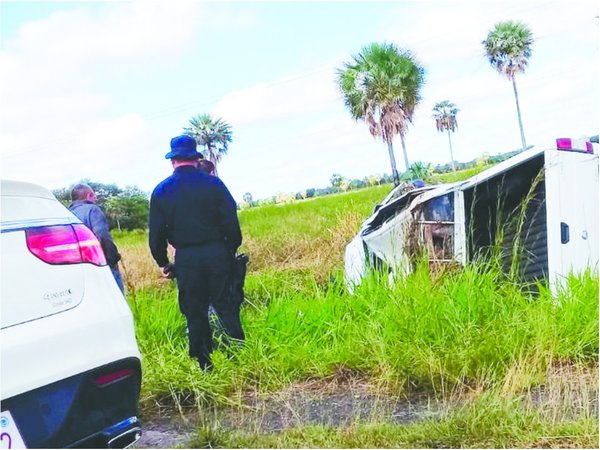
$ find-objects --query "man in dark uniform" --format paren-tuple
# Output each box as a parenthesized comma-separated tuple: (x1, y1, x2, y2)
(149, 134, 244, 370)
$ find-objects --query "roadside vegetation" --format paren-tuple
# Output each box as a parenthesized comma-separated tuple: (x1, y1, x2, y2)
(187, 391, 598, 448)
(116, 178, 598, 448)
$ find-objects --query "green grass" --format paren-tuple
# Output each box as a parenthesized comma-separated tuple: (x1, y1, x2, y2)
(116, 182, 598, 447)
(428, 164, 493, 184)
(130, 264, 598, 411)
(111, 228, 147, 245)
(238, 185, 389, 244)
(186, 395, 599, 448)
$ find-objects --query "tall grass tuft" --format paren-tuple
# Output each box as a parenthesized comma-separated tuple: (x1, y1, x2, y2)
(130, 262, 598, 412)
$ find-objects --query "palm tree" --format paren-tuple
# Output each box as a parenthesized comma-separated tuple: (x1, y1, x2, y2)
(432, 100, 459, 172)
(407, 161, 433, 182)
(337, 42, 425, 186)
(330, 173, 344, 189)
(482, 21, 533, 151)
(183, 114, 233, 176)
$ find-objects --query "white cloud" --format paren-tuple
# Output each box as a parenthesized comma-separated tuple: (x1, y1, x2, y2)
(371, 0, 599, 159)
(6, 3, 203, 67)
(215, 0, 598, 201)
(1, 114, 150, 188)
(1, 1, 597, 203)
(380, 1, 598, 67)
(0, 2, 208, 188)
(213, 64, 341, 127)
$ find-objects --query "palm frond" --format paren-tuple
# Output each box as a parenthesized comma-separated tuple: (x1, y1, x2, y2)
(482, 21, 533, 79)
(183, 114, 233, 164)
(336, 42, 425, 141)
(432, 100, 459, 133)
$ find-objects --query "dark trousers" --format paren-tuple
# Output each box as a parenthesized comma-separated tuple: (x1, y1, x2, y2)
(110, 265, 125, 295)
(175, 243, 245, 366)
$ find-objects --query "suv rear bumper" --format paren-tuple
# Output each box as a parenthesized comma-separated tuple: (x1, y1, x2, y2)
(1, 264, 141, 401)
(1, 357, 141, 448)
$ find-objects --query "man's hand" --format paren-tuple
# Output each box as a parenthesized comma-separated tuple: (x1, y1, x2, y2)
(161, 263, 176, 279)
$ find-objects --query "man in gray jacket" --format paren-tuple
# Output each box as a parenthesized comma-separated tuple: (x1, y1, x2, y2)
(69, 183, 125, 294)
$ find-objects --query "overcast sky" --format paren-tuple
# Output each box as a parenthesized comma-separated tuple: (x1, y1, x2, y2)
(1, 1, 598, 201)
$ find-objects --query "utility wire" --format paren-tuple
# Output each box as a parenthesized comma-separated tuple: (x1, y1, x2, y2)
(6, 1, 589, 155)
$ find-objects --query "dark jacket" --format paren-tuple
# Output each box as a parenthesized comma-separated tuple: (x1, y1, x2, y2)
(148, 166, 242, 268)
(69, 200, 122, 267)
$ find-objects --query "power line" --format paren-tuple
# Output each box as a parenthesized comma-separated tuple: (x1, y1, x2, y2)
(141, 2, 556, 122)
(6, 1, 587, 155)
(10, 54, 588, 157)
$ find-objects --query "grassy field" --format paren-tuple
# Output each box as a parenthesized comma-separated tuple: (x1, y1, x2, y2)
(428, 164, 494, 184)
(115, 181, 598, 448)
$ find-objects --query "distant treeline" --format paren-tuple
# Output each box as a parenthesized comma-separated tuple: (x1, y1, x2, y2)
(53, 180, 149, 231)
(241, 149, 521, 208)
(53, 149, 520, 229)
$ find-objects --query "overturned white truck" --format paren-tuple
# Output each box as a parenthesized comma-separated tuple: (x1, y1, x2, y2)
(345, 140, 599, 292)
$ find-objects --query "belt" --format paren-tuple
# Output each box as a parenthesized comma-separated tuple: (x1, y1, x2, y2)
(176, 240, 221, 250)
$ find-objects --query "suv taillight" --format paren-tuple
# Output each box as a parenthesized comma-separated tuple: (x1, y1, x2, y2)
(26, 224, 107, 266)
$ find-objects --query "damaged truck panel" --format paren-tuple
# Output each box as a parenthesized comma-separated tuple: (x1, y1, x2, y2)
(345, 145, 599, 292)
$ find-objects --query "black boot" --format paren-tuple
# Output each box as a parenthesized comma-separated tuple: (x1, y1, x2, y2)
(197, 357, 213, 372)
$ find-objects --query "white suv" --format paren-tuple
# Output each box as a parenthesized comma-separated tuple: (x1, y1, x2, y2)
(0, 180, 142, 448)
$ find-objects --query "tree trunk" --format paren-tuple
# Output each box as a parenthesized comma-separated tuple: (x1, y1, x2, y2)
(512, 76, 527, 151)
(399, 134, 410, 173)
(208, 144, 219, 177)
(117, 218, 121, 232)
(447, 129, 456, 172)
(386, 139, 400, 186)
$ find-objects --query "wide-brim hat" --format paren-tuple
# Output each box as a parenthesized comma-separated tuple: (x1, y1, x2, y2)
(165, 135, 202, 160)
